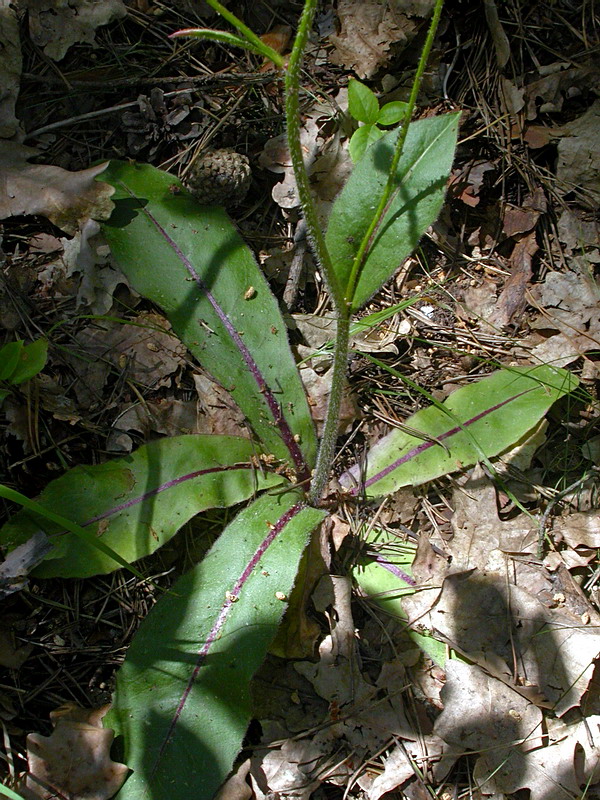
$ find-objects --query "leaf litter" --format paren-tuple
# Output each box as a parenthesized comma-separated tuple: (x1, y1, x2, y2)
(1, 0, 600, 798)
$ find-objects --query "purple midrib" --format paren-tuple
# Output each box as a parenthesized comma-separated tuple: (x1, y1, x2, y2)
(351, 388, 534, 494)
(150, 501, 306, 774)
(118, 185, 310, 482)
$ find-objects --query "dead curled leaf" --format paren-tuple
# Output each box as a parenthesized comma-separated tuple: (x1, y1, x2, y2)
(487, 231, 537, 328)
(0, 142, 115, 235)
(22, 703, 128, 800)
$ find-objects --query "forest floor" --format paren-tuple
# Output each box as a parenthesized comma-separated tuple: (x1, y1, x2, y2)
(1, 1, 600, 798)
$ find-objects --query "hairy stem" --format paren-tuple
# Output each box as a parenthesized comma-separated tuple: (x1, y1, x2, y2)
(344, 0, 445, 305)
(285, 0, 351, 503)
(204, 0, 284, 67)
(284, 0, 345, 313)
(307, 314, 350, 504)
(308, 0, 445, 499)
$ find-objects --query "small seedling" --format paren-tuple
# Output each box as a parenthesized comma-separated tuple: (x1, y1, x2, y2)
(347, 78, 409, 162)
(0, 338, 48, 405)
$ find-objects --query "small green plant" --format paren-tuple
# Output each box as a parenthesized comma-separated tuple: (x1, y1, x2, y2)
(0, 338, 48, 405)
(0, 1, 579, 798)
(347, 78, 409, 162)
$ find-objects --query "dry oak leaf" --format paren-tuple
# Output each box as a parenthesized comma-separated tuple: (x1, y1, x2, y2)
(329, 0, 434, 79)
(22, 703, 127, 800)
(26, 0, 127, 62)
(0, 0, 22, 137)
(556, 99, 600, 209)
(0, 142, 114, 235)
(474, 714, 600, 800)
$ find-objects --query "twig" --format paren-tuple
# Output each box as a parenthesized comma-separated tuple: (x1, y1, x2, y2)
(283, 218, 307, 310)
(22, 71, 277, 90)
(24, 87, 194, 139)
(537, 468, 599, 556)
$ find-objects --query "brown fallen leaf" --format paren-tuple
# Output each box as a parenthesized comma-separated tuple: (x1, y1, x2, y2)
(215, 758, 252, 800)
(0, 0, 22, 137)
(0, 530, 52, 600)
(300, 364, 359, 436)
(366, 735, 457, 800)
(434, 661, 544, 781)
(556, 207, 600, 254)
(0, 620, 33, 669)
(502, 187, 546, 238)
(488, 231, 537, 328)
(524, 61, 600, 121)
(556, 99, 600, 208)
(62, 313, 185, 408)
(27, 0, 127, 62)
(0, 142, 114, 235)
(474, 714, 600, 800)
(22, 703, 128, 800)
(553, 510, 600, 549)
(404, 467, 600, 715)
(259, 100, 352, 227)
(329, 0, 433, 79)
(527, 266, 600, 366)
(449, 159, 496, 207)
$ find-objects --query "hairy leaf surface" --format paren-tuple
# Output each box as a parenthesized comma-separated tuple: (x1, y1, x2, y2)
(108, 490, 326, 800)
(340, 365, 578, 496)
(0, 435, 281, 577)
(100, 161, 316, 477)
(326, 113, 459, 311)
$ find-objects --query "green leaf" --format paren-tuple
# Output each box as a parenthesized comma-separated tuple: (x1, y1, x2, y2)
(348, 79, 380, 124)
(326, 113, 460, 312)
(377, 101, 409, 126)
(352, 529, 446, 665)
(100, 161, 316, 477)
(340, 365, 579, 497)
(348, 124, 384, 163)
(0, 341, 24, 381)
(108, 490, 326, 800)
(0, 783, 26, 800)
(9, 338, 48, 384)
(169, 28, 281, 63)
(0, 435, 282, 578)
(0, 484, 146, 579)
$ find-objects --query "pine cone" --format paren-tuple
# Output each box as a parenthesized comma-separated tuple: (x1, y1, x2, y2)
(185, 148, 251, 207)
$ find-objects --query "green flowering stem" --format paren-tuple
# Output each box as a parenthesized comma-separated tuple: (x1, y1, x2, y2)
(344, 0, 445, 305)
(284, 0, 345, 313)
(307, 314, 350, 504)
